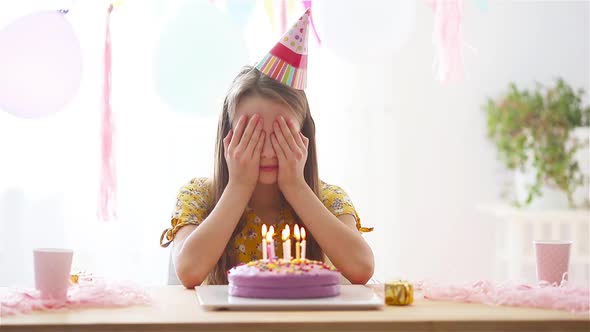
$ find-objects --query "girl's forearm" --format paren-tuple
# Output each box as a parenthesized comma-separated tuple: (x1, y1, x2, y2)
(282, 183, 374, 284)
(175, 183, 251, 287)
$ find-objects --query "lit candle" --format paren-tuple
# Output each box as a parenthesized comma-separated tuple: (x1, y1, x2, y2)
(294, 224, 301, 260)
(301, 227, 307, 260)
(282, 225, 291, 261)
(267, 225, 275, 260)
(261, 224, 268, 261)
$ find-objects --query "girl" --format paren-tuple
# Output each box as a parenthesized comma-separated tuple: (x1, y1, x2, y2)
(159, 66, 374, 287)
(159, 10, 373, 288)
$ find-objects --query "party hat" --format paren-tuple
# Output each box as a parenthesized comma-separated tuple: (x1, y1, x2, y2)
(255, 9, 310, 90)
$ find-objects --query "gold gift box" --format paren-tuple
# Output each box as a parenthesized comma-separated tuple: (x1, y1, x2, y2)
(385, 280, 414, 306)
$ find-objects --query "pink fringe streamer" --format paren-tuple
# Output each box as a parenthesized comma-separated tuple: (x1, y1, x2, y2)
(430, 0, 464, 84)
(0, 274, 151, 317)
(98, 4, 117, 221)
(416, 279, 589, 314)
(302, 0, 321, 44)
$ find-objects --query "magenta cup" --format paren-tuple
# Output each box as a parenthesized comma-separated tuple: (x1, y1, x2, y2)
(33, 248, 73, 302)
(533, 241, 572, 285)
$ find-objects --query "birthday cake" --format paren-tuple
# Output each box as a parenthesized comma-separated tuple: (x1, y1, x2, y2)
(227, 259, 341, 299)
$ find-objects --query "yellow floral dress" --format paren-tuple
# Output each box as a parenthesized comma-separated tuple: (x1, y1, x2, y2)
(159, 177, 373, 263)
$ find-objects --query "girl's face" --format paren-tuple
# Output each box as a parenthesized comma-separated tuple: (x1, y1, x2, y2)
(233, 95, 301, 185)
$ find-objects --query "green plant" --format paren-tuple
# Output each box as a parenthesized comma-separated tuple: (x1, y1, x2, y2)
(485, 78, 590, 207)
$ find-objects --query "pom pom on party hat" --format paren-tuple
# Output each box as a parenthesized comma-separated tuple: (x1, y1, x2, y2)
(255, 9, 310, 90)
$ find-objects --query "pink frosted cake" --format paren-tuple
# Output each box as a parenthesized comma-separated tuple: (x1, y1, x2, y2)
(227, 259, 341, 299)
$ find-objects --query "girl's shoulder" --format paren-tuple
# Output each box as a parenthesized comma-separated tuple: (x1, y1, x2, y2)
(183, 176, 211, 189)
(177, 177, 213, 206)
(319, 180, 356, 214)
(319, 180, 373, 233)
(161, 177, 214, 247)
(319, 180, 351, 200)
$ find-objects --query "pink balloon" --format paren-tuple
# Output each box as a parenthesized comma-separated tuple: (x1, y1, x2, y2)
(0, 11, 82, 119)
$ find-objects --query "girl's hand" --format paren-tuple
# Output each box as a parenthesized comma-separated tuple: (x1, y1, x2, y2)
(223, 114, 265, 192)
(270, 115, 309, 193)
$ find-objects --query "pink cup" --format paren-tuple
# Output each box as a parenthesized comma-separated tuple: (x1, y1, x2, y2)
(533, 241, 572, 285)
(33, 248, 73, 302)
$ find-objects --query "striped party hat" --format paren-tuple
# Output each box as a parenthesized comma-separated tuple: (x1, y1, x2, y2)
(255, 9, 310, 90)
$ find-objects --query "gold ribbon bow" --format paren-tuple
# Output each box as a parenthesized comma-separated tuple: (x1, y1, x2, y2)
(385, 280, 414, 306)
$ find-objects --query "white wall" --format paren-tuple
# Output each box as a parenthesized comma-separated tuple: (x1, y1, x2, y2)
(398, 0, 588, 283)
(311, 0, 590, 283)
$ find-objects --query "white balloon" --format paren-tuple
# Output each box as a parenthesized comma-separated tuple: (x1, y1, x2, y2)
(313, 0, 416, 62)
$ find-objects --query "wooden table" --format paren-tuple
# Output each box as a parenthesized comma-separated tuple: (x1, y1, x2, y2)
(1, 286, 588, 332)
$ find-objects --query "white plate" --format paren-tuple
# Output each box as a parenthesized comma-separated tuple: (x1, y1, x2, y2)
(196, 285, 384, 311)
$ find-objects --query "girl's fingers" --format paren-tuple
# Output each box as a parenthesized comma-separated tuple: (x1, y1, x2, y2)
(254, 131, 265, 156)
(270, 132, 286, 162)
(300, 132, 309, 149)
(229, 115, 247, 150)
(223, 129, 233, 154)
(277, 116, 298, 153)
(238, 114, 260, 151)
(293, 129, 306, 151)
(287, 118, 305, 149)
(246, 120, 264, 157)
(273, 121, 291, 155)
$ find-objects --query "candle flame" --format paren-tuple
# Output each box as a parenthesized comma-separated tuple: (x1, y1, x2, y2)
(301, 227, 306, 240)
(282, 224, 291, 241)
(294, 224, 300, 240)
(266, 225, 274, 242)
(262, 224, 267, 237)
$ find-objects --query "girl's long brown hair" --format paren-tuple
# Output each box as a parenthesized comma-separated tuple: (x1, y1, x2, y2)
(206, 66, 323, 285)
